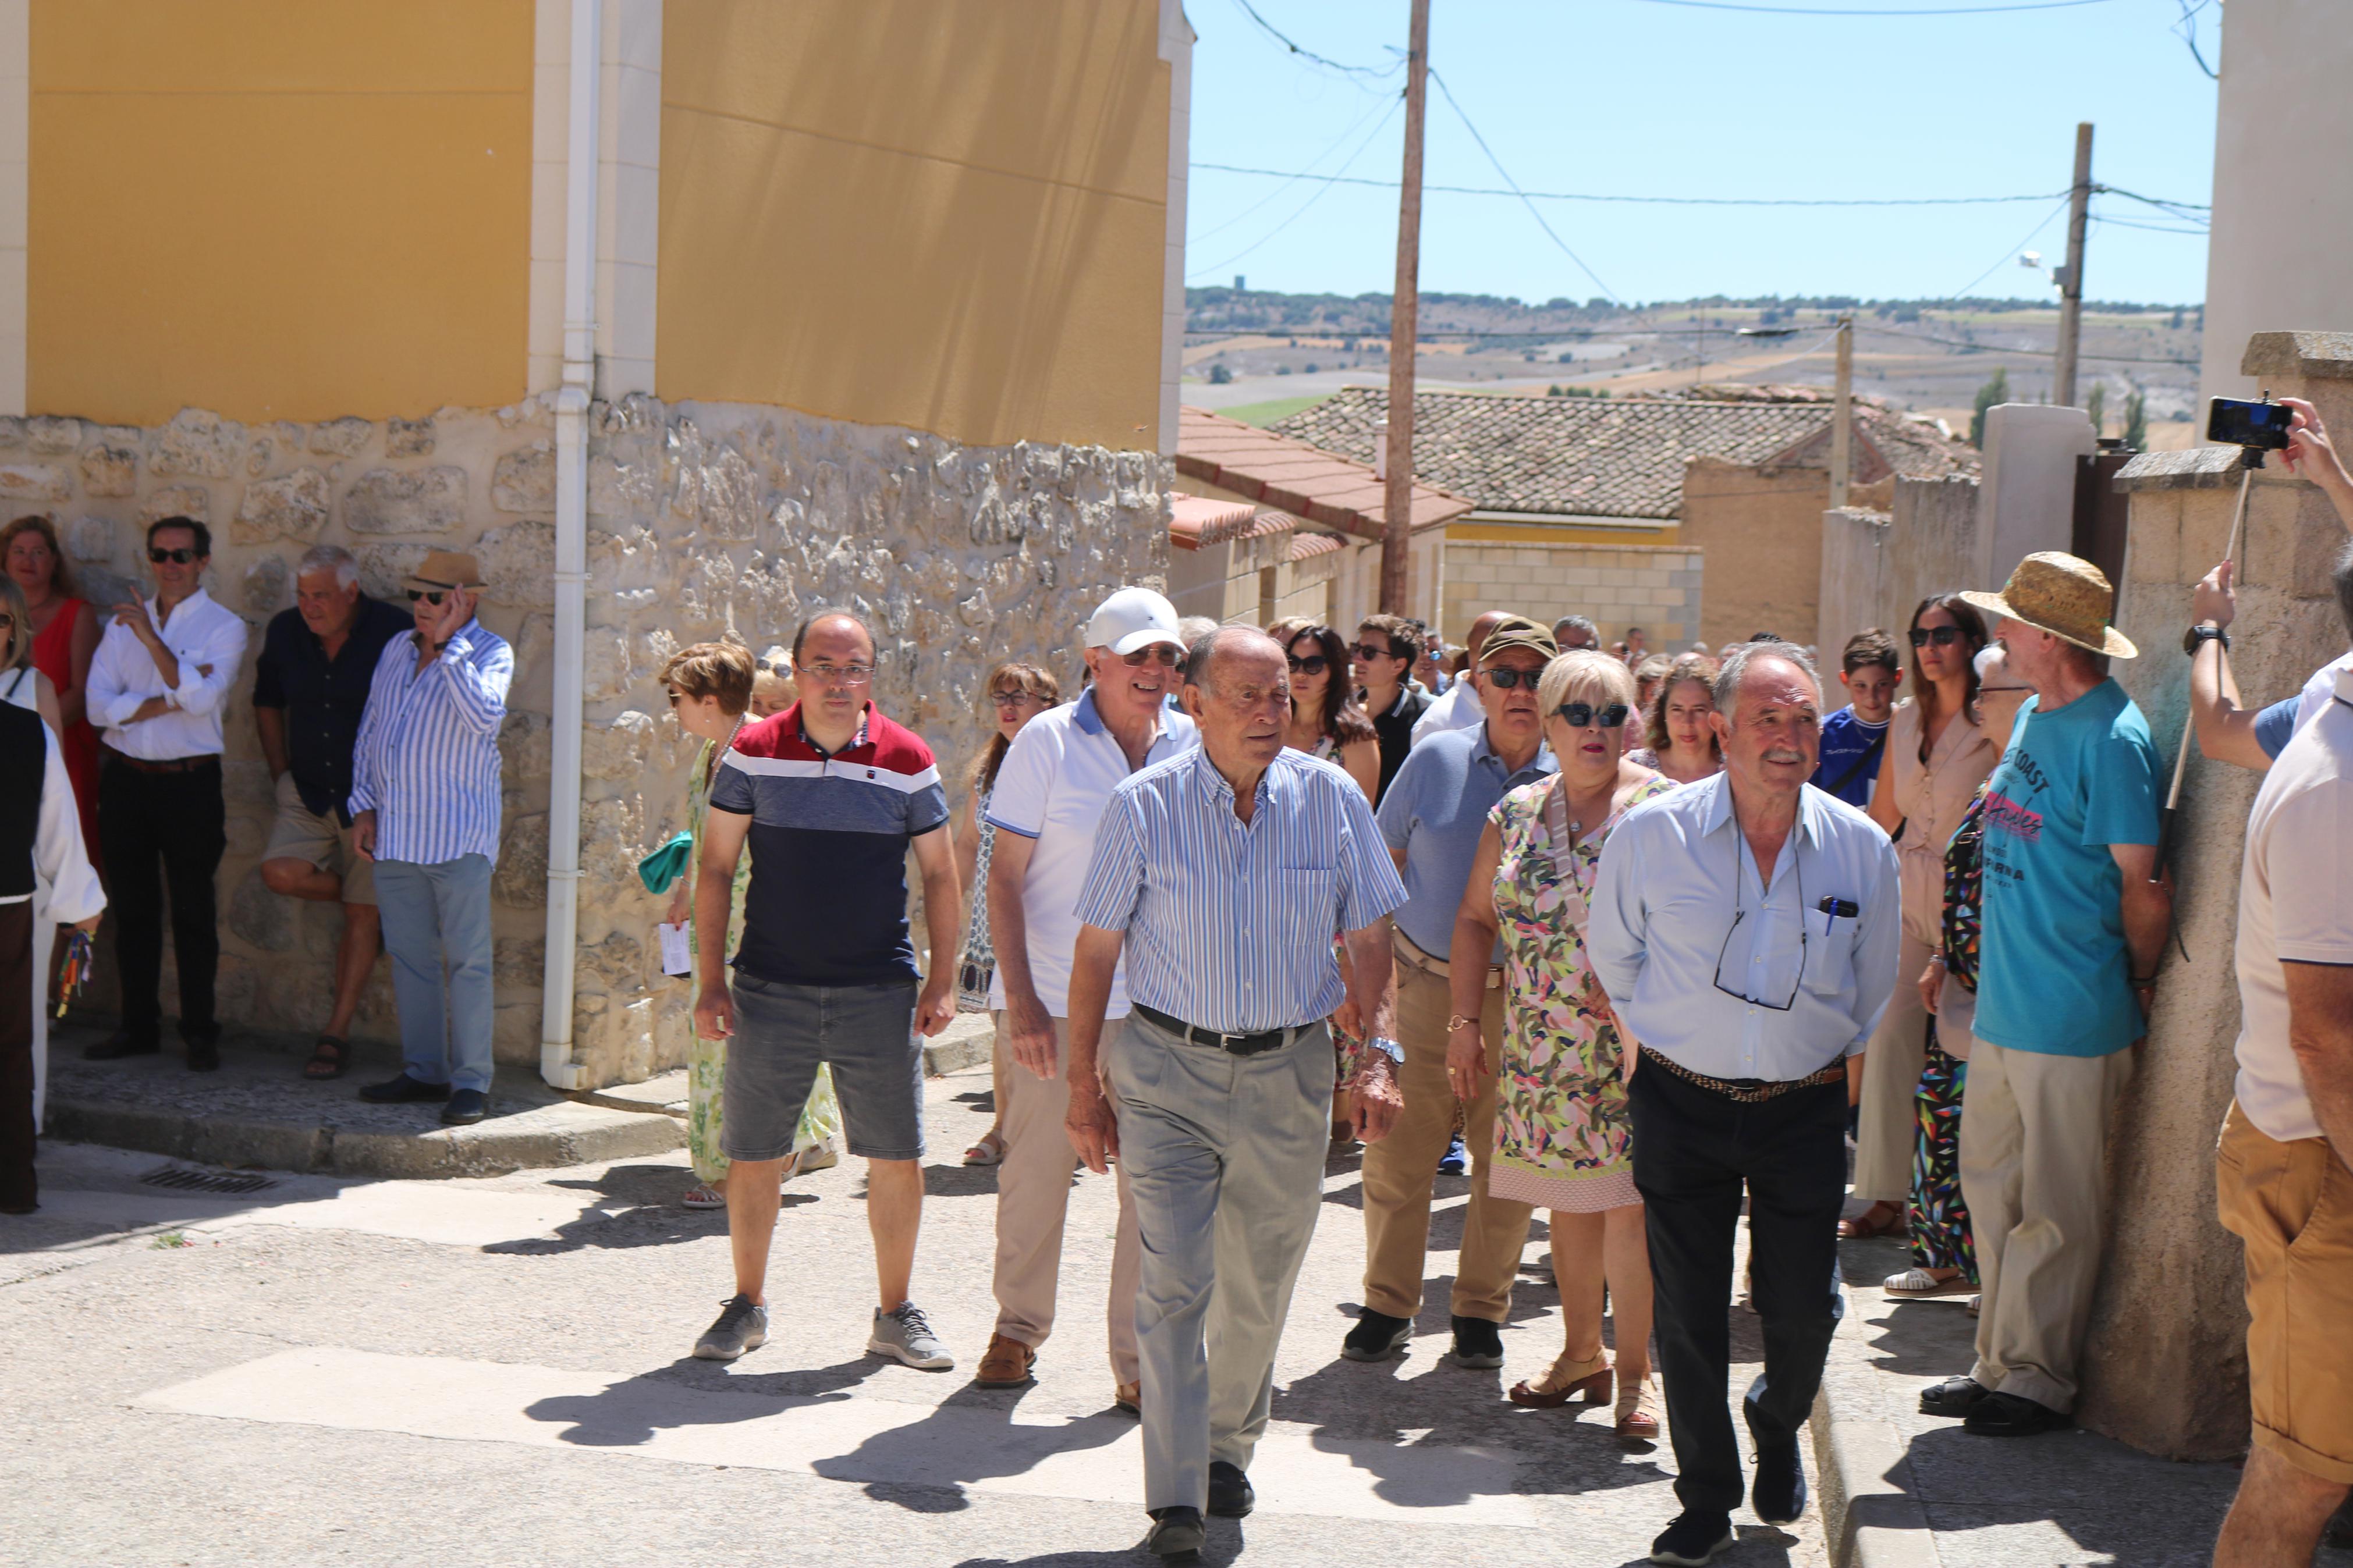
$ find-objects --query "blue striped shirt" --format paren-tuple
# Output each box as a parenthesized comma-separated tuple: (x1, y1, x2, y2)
(349, 620, 513, 866)
(1073, 746, 1408, 1033)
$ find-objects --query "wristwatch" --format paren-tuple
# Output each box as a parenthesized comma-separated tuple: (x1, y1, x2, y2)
(2183, 623, 2230, 656)
(1363, 1034, 1405, 1066)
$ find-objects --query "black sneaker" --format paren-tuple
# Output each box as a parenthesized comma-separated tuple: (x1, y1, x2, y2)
(1341, 1307, 1412, 1362)
(1918, 1374, 1991, 1418)
(183, 1032, 221, 1073)
(439, 1089, 489, 1126)
(1648, 1510, 1735, 1566)
(1962, 1389, 2072, 1437)
(1745, 1400, 1808, 1524)
(82, 1032, 158, 1061)
(1144, 1505, 1205, 1558)
(1206, 1460, 1254, 1519)
(359, 1073, 452, 1104)
(1449, 1314, 1504, 1368)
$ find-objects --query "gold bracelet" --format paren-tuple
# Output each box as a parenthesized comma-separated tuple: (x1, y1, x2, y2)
(1446, 1014, 1479, 1033)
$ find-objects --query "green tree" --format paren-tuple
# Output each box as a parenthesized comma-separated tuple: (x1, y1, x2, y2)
(2122, 390, 2148, 450)
(1208, 362, 1232, 385)
(2085, 382, 2106, 436)
(1969, 367, 2011, 449)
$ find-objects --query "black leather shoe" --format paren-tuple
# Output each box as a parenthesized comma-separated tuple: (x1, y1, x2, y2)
(183, 1034, 221, 1073)
(1962, 1390, 2073, 1437)
(1648, 1510, 1735, 1565)
(1341, 1307, 1412, 1362)
(359, 1073, 452, 1104)
(1918, 1374, 1992, 1418)
(1144, 1505, 1205, 1558)
(81, 1032, 158, 1061)
(1206, 1460, 1254, 1519)
(439, 1089, 489, 1126)
(1745, 1400, 1807, 1524)
(1450, 1314, 1504, 1368)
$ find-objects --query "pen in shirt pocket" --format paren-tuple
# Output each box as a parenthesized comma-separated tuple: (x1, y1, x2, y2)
(1818, 896, 1859, 936)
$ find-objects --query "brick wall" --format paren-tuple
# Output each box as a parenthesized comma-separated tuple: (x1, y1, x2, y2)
(1440, 538, 1702, 649)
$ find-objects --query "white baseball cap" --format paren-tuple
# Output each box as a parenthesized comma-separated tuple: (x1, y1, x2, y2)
(1084, 586, 1186, 656)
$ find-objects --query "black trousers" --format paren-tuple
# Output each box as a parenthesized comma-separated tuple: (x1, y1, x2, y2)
(1631, 1058, 1847, 1520)
(97, 756, 225, 1044)
(1, 901, 32, 1210)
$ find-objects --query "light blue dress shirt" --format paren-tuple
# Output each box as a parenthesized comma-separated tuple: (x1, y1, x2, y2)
(1074, 746, 1408, 1033)
(1587, 773, 1901, 1082)
(349, 621, 513, 866)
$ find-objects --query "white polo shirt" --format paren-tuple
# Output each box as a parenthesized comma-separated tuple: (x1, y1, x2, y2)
(2231, 662, 2353, 1144)
(985, 688, 1198, 1017)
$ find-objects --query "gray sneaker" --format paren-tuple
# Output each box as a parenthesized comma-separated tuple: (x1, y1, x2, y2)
(868, 1300, 953, 1370)
(693, 1293, 769, 1361)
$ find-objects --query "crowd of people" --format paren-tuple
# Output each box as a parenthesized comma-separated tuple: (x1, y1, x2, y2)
(4, 400, 2351, 1563)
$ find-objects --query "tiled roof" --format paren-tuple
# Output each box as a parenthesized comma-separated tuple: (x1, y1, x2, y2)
(1168, 493, 1272, 552)
(1269, 388, 1978, 521)
(1177, 404, 1472, 542)
(1289, 531, 1344, 560)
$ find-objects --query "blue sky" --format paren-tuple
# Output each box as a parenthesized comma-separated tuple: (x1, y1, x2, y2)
(1183, 0, 2220, 306)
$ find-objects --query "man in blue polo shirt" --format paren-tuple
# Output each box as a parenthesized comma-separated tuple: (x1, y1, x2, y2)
(690, 611, 963, 1372)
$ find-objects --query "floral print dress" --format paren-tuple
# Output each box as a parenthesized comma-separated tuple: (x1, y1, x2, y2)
(1486, 774, 1674, 1213)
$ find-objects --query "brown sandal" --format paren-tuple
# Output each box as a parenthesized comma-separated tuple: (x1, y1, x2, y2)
(1615, 1373, 1662, 1445)
(303, 1036, 351, 1080)
(1509, 1350, 1613, 1409)
(1839, 1201, 1903, 1240)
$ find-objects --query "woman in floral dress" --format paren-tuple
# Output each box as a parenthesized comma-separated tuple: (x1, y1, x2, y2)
(1449, 649, 1672, 1443)
(662, 642, 841, 1210)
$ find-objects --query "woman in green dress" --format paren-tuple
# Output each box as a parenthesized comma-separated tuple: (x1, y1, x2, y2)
(1449, 648, 1671, 1443)
(661, 642, 841, 1210)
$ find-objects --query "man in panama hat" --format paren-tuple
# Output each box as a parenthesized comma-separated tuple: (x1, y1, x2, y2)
(1917, 552, 2171, 1439)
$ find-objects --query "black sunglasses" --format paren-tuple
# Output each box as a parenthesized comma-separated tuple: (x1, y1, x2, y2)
(148, 547, 199, 564)
(1286, 653, 1329, 677)
(1479, 666, 1542, 689)
(1555, 701, 1631, 728)
(1909, 625, 1964, 648)
(406, 589, 448, 606)
(1350, 642, 1398, 663)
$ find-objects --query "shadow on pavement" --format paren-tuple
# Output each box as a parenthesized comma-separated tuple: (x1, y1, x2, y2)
(524, 1355, 875, 1445)
(812, 1381, 1134, 1512)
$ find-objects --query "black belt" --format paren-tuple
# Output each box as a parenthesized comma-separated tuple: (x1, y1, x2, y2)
(1132, 1003, 1307, 1057)
(102, 746, 221, 776)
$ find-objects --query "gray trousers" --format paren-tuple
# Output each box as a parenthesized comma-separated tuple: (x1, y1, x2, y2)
(1108, 1011, 1332, 1513)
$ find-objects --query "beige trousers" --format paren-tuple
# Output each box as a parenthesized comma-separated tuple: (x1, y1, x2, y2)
(1851, 930, 1935, 1204)
(1960, 1034, 2133, 1413)
(1360, 958, 1534, 1322)
(991, 1014, 1141, 1385)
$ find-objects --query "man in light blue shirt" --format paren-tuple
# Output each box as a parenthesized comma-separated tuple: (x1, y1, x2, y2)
(1588, 642, 1898, 1566)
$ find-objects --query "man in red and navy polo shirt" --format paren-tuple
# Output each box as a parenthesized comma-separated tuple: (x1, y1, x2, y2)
(689, 611, 963, 1372)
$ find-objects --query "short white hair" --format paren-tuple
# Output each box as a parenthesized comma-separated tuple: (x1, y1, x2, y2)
(296, 544, 359, 589)
(1713, 641, 1822, 716)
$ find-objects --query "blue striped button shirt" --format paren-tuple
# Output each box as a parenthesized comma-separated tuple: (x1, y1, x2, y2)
(1073, 746, 1408, 1033)
(349, 620, 513, 866)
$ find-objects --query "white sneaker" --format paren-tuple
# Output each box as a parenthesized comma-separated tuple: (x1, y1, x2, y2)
(868, 1300, 953, 1370)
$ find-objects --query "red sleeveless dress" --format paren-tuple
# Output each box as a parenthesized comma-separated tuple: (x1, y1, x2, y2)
(30, 596, 101, 869)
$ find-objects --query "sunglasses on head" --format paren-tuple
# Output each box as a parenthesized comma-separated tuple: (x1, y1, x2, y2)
(1120, 644, 1180, 668)
(1286, 653, 1329, 677)
(1555, 701, 1631, 728)
(1909, 625, 1964, 648)
(406, 589, 449, 606)
(148, 547, 198, 564)
(1479, 666, 1542, 689)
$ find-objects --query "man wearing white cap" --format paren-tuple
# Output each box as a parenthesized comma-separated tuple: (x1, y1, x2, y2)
(973, 587, 1198, 1406)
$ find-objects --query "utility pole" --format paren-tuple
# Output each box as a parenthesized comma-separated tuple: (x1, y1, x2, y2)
(2052, 121, 2092, 409)
(1379, 0, 1430, 616)
(1830, 314, 1853, 510)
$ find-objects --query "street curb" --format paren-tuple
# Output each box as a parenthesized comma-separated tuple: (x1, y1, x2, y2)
(924, 1013, 996, 1077)
(1809, 1398, 1943, 1568)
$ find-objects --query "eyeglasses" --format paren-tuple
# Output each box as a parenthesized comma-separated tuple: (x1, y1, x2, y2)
(148, 547, 198, 564)
(1712, 836, 1808, 1012)
(802, 663, 874, 686)
(1555, 701, 1631, 728)
(990, 689, 1037, 709)
(1350, 642, 1398, 663)
(406, 589, 448, 606)
(666, 689, 686, 707)
(1479, 666, 1543, 689)
(1286, 653, 1329, 677)
(1909, 625, 1963, 648)
(1120, 644, 1180, 669)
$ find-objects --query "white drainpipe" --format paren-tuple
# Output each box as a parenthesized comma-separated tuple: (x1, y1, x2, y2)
(540, 0, 601, 1091)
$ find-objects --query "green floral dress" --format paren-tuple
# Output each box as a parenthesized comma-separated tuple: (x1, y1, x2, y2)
(1486, 774, 1674, 1213)
(686, 737, 841, 1183)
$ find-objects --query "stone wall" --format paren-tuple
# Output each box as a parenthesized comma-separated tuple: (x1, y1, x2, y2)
(1815, 475, 1982, 659)
(32, 398, 1171, 1089)
(1680, 459, 1894, 649)
(1439, 539, 1702, 649)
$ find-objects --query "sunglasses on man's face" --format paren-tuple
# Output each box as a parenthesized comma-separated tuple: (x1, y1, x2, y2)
(1479, 666, 1543, 689)
(1120, 644, 1180, 669)
(148, 547, 199, 564)
(407, 589, 448, 606)
(1286, 653, 1329, 677)
(1909, 625, 1964, 648)
(1350, 643, 1397, 663)
(1555, 701, 1631, 729)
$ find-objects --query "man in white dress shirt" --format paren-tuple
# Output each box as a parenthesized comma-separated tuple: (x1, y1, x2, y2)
(83, 517, 249, 1072)
(1588, 642, 1900, 1566)
(1409, 609, 1510, 747)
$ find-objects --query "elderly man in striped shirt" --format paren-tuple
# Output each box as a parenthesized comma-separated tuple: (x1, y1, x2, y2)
(349, 552, 513, 1127)
(1066, 626, 1410, 1559)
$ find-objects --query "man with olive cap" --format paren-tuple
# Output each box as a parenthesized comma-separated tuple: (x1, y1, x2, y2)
(349, 550, 513, 1126)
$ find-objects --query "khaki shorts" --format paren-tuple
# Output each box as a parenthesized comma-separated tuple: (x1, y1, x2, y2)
(2216, 1100, 2353, 1484)
(263, 772, 376, 906)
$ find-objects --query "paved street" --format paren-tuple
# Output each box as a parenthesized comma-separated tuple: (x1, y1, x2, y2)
(3, 1061, 1828, 1568)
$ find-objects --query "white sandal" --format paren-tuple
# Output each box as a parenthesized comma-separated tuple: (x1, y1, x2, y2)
(682, 1181, 726, 1210)
(1883, 1267, 1975, 1299)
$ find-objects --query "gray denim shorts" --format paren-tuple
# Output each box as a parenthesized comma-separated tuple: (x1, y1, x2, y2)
(723, 973, 924, 1162)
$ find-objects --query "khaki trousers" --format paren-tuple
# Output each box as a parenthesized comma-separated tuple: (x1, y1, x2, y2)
(1360, 957, 1533, 1322)
(991, 1015, 1142, 1385)
(1960, 1034, 2133, 1413)
(1851, 930, 1935, 1203)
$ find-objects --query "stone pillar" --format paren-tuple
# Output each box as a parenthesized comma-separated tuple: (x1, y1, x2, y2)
(2078, 330, 2353, 1460)
(1975, 403, 2095, 589)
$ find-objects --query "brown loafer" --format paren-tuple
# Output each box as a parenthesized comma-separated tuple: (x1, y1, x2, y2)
(973, 1332, 1035, 1388)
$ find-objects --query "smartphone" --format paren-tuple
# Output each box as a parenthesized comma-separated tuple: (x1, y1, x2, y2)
(2206, 396, 2294, 451)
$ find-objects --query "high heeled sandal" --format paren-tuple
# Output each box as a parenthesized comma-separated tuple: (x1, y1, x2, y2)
(1509, 1350, 1613, 1409)
(1614, 1373, 1662, 1445)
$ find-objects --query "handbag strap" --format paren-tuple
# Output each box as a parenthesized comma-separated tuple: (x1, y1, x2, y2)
(1825, 725, 1889, 800)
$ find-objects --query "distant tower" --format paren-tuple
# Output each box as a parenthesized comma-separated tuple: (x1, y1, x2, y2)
(1234, 274, 1245, 291)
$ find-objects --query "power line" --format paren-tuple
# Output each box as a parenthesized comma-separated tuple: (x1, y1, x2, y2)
(2091, 213, 2209, 237)
(1193, 161, 2072, 207)
(1190, 93, 1400, 243)
(1625, 0, 2113, 13)
(1186, 97, 1401, 283)
(1937, 198, 2072, 301)
(1226, 0, 1401, 83)
(1426, 67, 1618, 303)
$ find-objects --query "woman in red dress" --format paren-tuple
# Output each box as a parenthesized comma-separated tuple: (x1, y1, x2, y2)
(2, 517, 101, 867)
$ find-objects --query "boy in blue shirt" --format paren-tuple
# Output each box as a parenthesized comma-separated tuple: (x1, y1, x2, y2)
(1812, 629, 1901, 808)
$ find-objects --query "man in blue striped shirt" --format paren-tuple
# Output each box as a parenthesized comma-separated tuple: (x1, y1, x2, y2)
(1067, 627, 1409, 1558)
(349, 552, 513, 1126)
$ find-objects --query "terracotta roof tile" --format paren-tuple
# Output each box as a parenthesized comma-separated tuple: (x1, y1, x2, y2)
(1177, 405, 1472, 542)
(1167, 492, 1268, 551)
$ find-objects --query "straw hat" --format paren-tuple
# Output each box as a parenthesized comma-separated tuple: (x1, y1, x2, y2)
(1959, 551, 2136, 659)
(402, 550, 486, 593)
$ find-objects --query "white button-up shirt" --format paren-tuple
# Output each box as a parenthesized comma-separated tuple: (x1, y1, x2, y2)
(1410, 676, 1482, 747)
(85, 587, 249, 760)
(1587, 772, 1901, 1082)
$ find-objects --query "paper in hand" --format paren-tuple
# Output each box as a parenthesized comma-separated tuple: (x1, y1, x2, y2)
(657, 921, 693, 977)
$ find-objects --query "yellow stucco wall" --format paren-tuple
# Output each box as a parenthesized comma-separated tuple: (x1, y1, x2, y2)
(658, 0, 1169, 451)
(28, 1, 534, 425)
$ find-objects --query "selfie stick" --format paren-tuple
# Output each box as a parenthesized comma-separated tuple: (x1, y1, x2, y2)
(2152, 460, 2255, 883)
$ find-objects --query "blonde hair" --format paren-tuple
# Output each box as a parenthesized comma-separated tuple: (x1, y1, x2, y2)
(1537, 648, 1638, 719)
(659, 641, 756, 716)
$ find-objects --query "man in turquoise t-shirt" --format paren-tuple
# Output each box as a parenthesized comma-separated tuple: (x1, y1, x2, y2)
(1918, 554, 2172, 1442)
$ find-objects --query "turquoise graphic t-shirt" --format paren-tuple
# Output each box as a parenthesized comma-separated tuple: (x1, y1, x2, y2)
(1974, 678, 2162, 1057)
